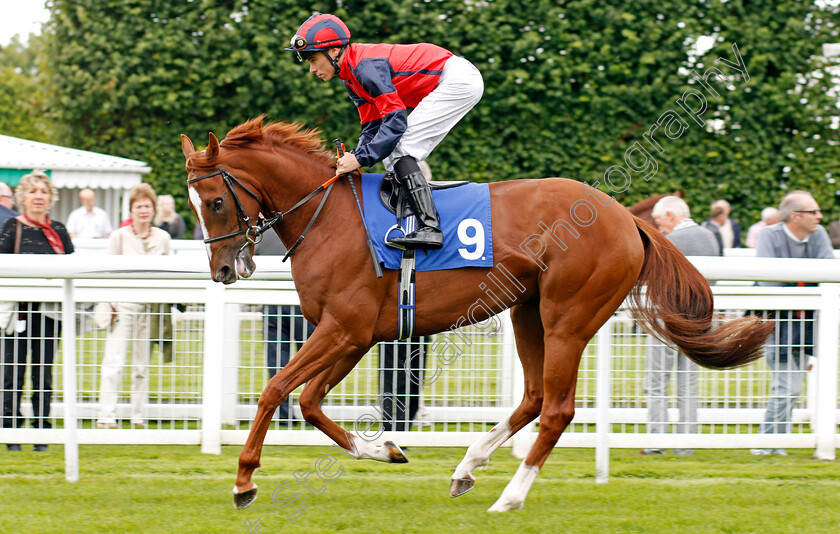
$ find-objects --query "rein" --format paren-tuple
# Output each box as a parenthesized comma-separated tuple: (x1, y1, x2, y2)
(187, 166, 347, 259)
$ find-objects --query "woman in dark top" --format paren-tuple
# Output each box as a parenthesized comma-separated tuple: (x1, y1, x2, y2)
(0, 171, 74, 451)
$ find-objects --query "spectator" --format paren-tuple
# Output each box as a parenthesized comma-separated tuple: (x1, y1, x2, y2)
(700, 218, 723, 252)
(750, 191, 834, 456)
(0, 182, 18, 227)
(0, 171, 74, 451)
(639, 196, 720, 456)
(254, 229, 314, 427)
(154, 194, 187, 239)
(96, 184, 171, 429)
(703, 199, 741, 249)
(379, 338, 426, 431)
(828, 219, 840, 249)
(66, 188, 113, 238)
(745, 207, 781, 248)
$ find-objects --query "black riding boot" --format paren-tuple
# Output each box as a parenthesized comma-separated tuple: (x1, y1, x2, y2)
(387, 157, 444, 250)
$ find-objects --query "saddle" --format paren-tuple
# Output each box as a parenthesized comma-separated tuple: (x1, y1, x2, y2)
(378, 172, 468, 219)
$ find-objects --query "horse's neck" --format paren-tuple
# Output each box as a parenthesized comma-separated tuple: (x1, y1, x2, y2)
(262, 161, 340, 252)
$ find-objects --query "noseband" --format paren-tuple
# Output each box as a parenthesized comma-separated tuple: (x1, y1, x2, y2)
(188, 166, 338, 260)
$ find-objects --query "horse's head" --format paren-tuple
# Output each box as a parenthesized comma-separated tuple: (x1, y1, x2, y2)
(182, 132, 260, 284)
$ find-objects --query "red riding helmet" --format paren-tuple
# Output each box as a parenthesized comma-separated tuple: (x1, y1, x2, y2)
(286, 13, 351, 62)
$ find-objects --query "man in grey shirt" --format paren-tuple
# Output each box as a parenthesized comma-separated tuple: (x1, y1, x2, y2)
(639, 196, 721, 455)
(752, 191, 834, 456)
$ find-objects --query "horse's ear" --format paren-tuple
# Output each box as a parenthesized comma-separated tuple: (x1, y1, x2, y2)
(181, 134, 195, 160)
(206, 132, 220, 158)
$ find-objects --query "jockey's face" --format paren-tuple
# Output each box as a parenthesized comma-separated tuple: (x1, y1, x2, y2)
(308, 49, 338, 81)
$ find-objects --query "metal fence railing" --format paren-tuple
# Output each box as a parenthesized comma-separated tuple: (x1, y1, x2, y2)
(0, 254, 837, 483)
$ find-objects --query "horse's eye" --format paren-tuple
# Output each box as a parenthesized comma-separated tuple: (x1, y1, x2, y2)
(213, 199, 223, 211)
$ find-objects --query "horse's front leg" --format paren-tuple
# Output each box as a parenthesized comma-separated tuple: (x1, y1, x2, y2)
(233, 321, 370, 509)
(299, 361, 408, 464)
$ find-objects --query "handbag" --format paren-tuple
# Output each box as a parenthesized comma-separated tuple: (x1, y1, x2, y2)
(93, 230, 123, 331)
(0, 220, 23, 334)
(0, 301, 15, 335)
(94, 302, 117, 331)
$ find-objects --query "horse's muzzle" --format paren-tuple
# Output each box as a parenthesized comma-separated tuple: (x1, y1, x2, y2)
(213, 264, 238, 285)
(236, 248, 256, 279)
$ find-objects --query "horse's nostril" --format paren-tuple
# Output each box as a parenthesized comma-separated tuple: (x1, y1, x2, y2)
(217, 265, 231, 281)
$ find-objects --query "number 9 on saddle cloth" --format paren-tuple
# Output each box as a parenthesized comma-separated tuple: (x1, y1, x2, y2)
(361, 173, 493, 272)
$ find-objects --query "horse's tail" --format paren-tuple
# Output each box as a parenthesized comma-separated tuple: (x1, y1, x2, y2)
(629, 216, 773, 369)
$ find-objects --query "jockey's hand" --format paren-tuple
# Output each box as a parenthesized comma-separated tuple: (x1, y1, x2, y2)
(336, 152, 361, 175)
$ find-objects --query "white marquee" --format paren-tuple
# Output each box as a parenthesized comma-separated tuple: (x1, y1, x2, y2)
(0, 134, 151, 227)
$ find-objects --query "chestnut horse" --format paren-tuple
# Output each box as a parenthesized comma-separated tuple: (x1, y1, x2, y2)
(181, 116, 771, 512)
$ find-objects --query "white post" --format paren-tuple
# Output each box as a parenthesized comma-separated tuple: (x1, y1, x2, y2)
(220, 304, 241, 426)
(815, 283, 839, 460)
(500, 310, 514, 409)
(201, 282, 225, 454)
(595, 317, 613, 483)
(62, 280, 79, 482)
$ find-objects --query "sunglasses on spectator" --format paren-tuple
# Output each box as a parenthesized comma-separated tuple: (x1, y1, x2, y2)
(795, 210, 821, 214)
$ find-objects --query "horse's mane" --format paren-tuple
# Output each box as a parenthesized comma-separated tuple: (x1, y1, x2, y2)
(190, 115, 334, 168)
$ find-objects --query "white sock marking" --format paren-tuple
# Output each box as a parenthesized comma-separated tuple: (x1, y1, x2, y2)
(453, 417, 512, 479)
(488, 460, 539, 512)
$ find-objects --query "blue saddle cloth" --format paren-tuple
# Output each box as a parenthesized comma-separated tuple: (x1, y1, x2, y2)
(360, 173, 493, 272)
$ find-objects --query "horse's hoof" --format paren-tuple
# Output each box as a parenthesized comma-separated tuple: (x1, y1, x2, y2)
(383, 440, 409, 463)
(449, 475, 475, 497)
(232, 484, 258, 509)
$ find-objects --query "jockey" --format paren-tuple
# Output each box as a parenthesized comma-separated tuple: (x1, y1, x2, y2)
(286, 13, 484, 250)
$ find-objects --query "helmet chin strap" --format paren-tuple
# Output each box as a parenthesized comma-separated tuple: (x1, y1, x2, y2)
(326, 46, 347, 76)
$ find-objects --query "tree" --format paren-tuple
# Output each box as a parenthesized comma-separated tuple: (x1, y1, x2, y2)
(0, 34, 49, 141)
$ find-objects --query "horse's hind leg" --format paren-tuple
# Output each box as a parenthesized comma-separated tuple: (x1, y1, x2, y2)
(487, 269, 634, 513)
(299, 358, 408, 463)
(450, 299, 545, 497)
(486, 330, 587, 513)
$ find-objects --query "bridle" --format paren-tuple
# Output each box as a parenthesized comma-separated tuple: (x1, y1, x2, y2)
(188, 167, 270, 245)
(187, 166, 343, 260)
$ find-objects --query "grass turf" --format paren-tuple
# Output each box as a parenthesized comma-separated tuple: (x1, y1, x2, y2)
(1, 445, 838, 533)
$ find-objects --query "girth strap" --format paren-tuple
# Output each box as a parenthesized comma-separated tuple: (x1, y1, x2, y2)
(398, 249, 416, 340)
